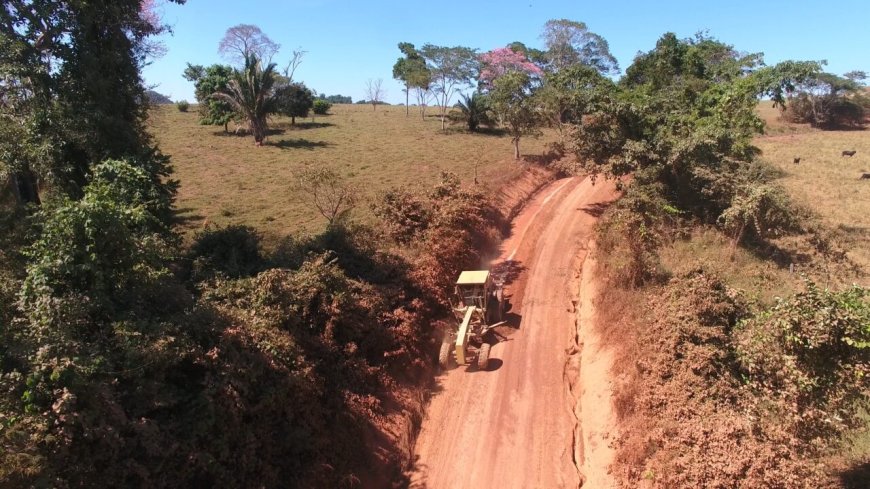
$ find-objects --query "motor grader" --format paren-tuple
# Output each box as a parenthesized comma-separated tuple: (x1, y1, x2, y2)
(439, 270, 506, 370)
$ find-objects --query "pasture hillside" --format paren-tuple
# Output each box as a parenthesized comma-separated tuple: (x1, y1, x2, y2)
(755, 106, 870, 277)
(149, 103, 554, 245)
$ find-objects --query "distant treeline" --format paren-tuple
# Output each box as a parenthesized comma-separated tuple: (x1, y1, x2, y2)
(317, 93, 352, 104)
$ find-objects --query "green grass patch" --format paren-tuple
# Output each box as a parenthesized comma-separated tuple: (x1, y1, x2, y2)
(148, 103, 554, 246)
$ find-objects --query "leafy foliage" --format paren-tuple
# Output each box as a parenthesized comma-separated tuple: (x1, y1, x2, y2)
(189, 225, 262, 279)
(420, 44, 479, 129)
(312, 99, 332, 115)
(780, 72, 866, 128)
(212, 54, 282, 144)
(182, 63, 237, 131)
(541, 19, 619, 74)
(489, 72, 542, 159)
(736, 282, 870, 441)
(276, 82, 314, 123)
(451, 92, 493, 132)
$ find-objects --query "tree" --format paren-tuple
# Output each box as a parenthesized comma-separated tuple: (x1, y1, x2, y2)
(0, 0, 184, 207)
(782, 72, 865, 128)
(393, 42, 431, 116)
(282, 48, 306, 82)
(479, 47, 543, 87)
(218, 24, 280, 65)
(843, 70, 867, 84)
(183, 63, 237, 132)
(541, 19, 619, 74)
(212, 54, 282, 145)
(277, 82, 314, 124)
(420, 45, 479, 130)
(453, 92, 493, 132)
(365, 78, 385, 111)
(507, 41, 548, 69)
(489, 72, 541, 159)
(296, 168, 357, 226)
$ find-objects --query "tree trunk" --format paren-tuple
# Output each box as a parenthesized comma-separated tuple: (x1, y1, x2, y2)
(224, 121, 229, 133)
(513, 137, 520, 160)
(10, 171, 41, 205)
(291, 115, 296, 125)
(405, 85, 410, 117)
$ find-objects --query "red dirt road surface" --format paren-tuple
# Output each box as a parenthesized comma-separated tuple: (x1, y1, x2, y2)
(410, 176, 620, 489)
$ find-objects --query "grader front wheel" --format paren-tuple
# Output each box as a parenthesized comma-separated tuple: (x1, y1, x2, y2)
(439, 341, 453, 370)
(477, 343, 491, 370)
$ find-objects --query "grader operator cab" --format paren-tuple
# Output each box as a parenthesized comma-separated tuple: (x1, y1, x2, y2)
(439, 270, 506, 370)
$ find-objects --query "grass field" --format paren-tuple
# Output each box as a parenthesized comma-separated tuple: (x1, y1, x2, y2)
(149, 104, 555, 245)
(754, 105, 870, 277)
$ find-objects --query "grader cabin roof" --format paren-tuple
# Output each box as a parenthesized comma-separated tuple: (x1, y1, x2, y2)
(456, 270, 490, 285)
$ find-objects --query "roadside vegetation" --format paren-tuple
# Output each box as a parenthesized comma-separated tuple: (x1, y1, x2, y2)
(567, 33, 870, 488)
(1, 2, 867, 488)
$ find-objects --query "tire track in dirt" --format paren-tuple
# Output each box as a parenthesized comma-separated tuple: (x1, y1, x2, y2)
(410, 176, 619, 489)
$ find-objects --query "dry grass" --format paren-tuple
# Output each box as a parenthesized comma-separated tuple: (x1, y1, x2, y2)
(148, 104, 555, 246)
(754, 109, 870, 278)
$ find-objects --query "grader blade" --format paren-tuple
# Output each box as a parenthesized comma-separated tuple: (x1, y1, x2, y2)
(455, 307, 475, 365)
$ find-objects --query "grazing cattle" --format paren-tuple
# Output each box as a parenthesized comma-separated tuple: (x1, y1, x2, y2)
(860, 173, 870, 180)
(793, 157, 801, 164)
(842, 150, 857, 157)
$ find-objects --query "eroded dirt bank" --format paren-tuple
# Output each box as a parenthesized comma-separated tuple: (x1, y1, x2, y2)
(410, 176, 620, 489)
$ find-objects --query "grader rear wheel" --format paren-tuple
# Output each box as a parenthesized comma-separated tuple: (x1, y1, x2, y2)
(439, 341, 453, 370)
(477, 343, 491, 370)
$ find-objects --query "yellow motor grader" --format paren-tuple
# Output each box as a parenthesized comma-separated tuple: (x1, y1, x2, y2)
(439, 270, 506, 370)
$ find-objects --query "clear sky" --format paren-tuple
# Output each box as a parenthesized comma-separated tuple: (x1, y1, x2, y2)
(143, 0, 870, 104)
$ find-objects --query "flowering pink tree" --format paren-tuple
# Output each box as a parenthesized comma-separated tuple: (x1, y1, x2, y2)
(479, 47, 543, 86)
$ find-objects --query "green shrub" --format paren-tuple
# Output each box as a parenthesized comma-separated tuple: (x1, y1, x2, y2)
(736, 282, 870, 441)
(176, 100, 190, 112)
(189, 225, 262, 279)
(312, 99, 331, 115)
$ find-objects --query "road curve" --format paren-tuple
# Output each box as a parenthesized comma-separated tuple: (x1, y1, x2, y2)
(410, 176, 619, 489)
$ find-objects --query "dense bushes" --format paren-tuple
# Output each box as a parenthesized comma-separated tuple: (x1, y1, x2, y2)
(779, 73, 867, 129)
(736, 283, 870, 442)
(374, 172, 504, 307)
(0, 154, 446, 486)
(175, 100, 189, 112)
(612, 270, 868, 488)
(189, 224, 262, 279)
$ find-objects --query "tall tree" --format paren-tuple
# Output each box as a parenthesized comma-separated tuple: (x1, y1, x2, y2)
(420, 44, 479, 130)
(393, 42, 431, 116)
(212, 54, 282, 145)
(218, 24, 280, 65)
(489, 72, 541, 159)
(0, 0, 185, 206)
(541, 19, 619, 74)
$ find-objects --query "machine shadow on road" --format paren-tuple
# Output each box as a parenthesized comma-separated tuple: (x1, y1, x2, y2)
(492, 259, 525, 286)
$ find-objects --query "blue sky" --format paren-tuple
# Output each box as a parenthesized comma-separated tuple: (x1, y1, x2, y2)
(144, 0, 870, 104)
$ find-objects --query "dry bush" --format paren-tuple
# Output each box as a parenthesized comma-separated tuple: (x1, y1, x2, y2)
(608, 267, 867, 488)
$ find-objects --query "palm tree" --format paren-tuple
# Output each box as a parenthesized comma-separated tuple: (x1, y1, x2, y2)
(212, 53, 280, 145)
(454, 92, 493, 132)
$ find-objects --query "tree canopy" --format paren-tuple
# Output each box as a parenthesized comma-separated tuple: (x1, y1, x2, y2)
(420, 44, 479, 130)
(218, 24, 280, 65)
(541, 19, 619, 74)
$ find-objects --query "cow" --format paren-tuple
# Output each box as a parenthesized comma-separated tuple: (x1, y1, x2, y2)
(842, 150, 857, 157)
(793, 157, 801, 164)
(860, 173, 870, 180)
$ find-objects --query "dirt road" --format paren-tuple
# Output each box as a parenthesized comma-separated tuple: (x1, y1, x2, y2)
(410, 176, 620, 489)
